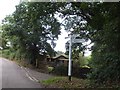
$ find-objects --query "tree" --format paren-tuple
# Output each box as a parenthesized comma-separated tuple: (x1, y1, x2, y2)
(62, 2, 120, 84)
(2, 2, 65, 66)
(87, 3, 120, 84)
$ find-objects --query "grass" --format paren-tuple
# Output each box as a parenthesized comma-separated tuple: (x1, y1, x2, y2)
(41, 77, 63, 85)
(40, 76, 91, 88)
(40, 77, 120, 88)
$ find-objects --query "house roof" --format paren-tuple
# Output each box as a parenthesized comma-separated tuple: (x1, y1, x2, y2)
(52, 54, 68, 59)
(47, 54, 69, 61)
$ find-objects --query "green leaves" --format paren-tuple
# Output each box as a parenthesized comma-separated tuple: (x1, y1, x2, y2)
(62, 2, 120, 84)
(86, 3, 120, 84)
(2, 2, 63, 65)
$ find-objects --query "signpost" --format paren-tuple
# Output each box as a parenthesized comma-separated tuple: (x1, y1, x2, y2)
(66, 34, 85, 81)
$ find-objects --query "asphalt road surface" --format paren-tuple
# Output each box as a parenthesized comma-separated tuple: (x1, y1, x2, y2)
(1, 58, 42, 88)
(0, 59, 2, 89)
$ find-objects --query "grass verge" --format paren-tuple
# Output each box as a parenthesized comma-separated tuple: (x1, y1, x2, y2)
(40, 77, 120, 88)
(40, 76, 91, 88)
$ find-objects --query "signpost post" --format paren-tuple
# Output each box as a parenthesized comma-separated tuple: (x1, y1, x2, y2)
(68, 34, 72, 81)
(66, 34, 85, 81)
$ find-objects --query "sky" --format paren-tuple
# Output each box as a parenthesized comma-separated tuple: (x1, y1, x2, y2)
(0, 0, 20, 24)
(0, 0, 91, 56)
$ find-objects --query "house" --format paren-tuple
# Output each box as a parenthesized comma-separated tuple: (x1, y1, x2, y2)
(46, 54, 69, 67)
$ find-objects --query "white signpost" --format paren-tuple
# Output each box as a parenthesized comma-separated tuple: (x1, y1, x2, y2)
(66, 34, 85, 81)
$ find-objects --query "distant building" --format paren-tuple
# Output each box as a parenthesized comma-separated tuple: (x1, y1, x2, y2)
(46, 54, 69, 67)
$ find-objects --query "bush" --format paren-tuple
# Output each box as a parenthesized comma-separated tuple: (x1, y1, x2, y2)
(52, 65, 91, 78)
(47, 66, 54, 73)
(9, 52, 16, 60)
(2, 49, 10, 58)
(52, 65, 68, 76)
(72, 67, 91, 79)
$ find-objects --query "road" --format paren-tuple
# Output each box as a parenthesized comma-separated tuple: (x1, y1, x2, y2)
(1, 58, 42, 88)
(0, 58, 2, 89)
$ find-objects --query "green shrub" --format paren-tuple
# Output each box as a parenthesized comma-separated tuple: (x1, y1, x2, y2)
(52, 65, 68, 76)
(2, 49, 10, 58)
(47, 66, 54, 73)
(52, 65, 91, 79)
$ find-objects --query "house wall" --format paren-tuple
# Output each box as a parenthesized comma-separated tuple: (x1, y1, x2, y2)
(46, 55, 69, 67)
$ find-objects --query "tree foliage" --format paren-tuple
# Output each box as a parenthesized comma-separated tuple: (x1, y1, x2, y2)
(2, 2, 64, 65)
(63, 2, 120, 84)
(87, 3, 120, 84)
